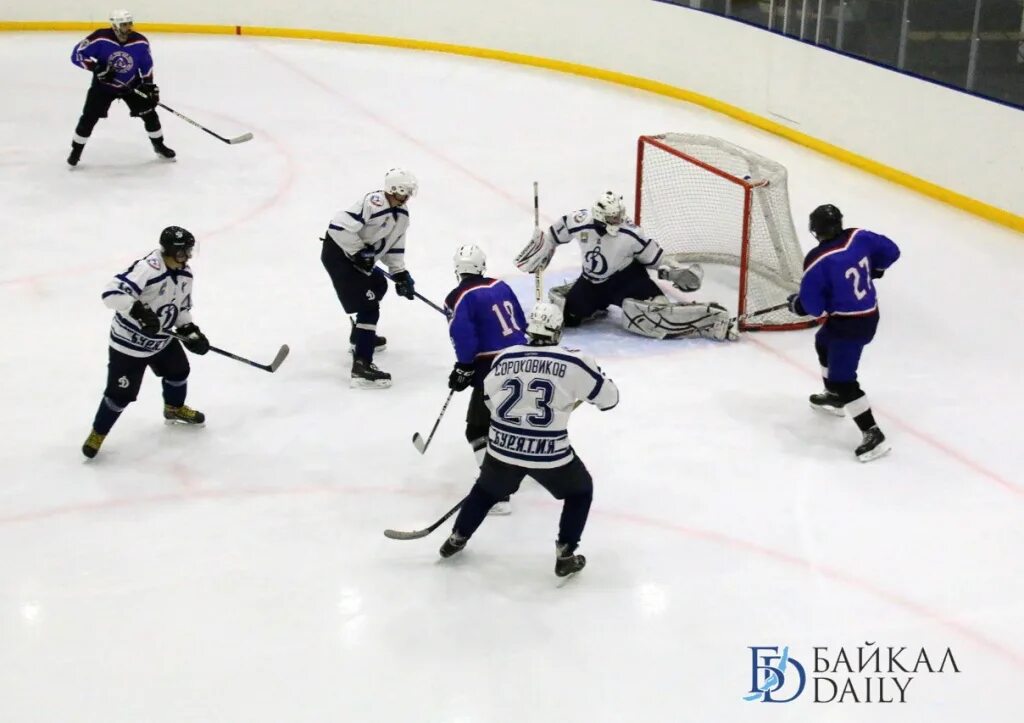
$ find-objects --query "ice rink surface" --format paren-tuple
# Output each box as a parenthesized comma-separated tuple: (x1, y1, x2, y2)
(1, 32, 1022, 722)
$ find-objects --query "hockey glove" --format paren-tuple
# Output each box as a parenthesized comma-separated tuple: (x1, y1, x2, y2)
(129, 301, 161, 335)
(871, 267, 886, 279)
(448, 362, 475, 392)
(392, 270, 416, 300)
(94, 61, 117, 83)
(176, 323, 210, 355)
(137, 82, 160, 110)
(351, 247, 377, 273)
(787, 293, 807, 317)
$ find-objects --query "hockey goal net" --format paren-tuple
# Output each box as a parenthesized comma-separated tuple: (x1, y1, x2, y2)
(635, 133, 816, 331)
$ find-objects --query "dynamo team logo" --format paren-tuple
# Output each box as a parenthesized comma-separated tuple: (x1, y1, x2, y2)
(584, 247, 608, 276)
(744, 646, 806, 703)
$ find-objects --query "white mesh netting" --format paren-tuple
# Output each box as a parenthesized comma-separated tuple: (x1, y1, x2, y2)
(636, 133, 813, 330)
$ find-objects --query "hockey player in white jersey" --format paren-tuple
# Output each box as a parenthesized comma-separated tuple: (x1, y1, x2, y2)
(320, 168, 419, 388)
(82, 226, 210, 458)
(439, 302, 619, 577)
(515, 191, 737, 341)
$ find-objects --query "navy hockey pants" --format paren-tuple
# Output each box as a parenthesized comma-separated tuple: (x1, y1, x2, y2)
(320, 237, 388, 359)
(92, 342, 190, 434)
(452, 454, 594, 552)
(815, 314, 879, 384)
(563, 262, 661, 326)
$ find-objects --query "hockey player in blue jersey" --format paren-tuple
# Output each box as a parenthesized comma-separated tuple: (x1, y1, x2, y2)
(788, 204, 901, 462)
(67, 9, 173, 166)
(444, 244, 527, 515)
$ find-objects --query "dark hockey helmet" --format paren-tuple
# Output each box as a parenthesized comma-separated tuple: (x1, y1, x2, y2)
(809, 204, 844, 242)
(159, 226, 196, 263)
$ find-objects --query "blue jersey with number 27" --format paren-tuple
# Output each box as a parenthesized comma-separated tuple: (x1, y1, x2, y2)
(798, 228, 901, 319)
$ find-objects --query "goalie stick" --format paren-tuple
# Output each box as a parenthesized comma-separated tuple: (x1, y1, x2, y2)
(533, 181, 543, 302)
(171, 333, 290, 373)
(729, 301, 793, 325)
(412, 389, 455, 454)
(383, 496, 466, 540)
(133, 89, 253, 145)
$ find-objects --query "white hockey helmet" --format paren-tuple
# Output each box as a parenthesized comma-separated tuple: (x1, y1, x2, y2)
(384, 168, 418, 200)
(110, 9, 133, 32)
(526, 302, 564, 344)
(453, 244, 486, 278)
(592, 191, 626, 233)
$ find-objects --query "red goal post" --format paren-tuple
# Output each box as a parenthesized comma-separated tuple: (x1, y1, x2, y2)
(635, 133, 818, 331)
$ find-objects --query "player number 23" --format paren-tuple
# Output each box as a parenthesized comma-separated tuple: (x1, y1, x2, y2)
(844, 256, 873, 300)
(497, 378, 555, 426)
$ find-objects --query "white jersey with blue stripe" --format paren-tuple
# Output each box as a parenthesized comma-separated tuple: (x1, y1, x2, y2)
(547, 208, 663, 283)
(102, 249, 194, 358)
(483, 344, 619, 469)
(326, 190, 409, 275)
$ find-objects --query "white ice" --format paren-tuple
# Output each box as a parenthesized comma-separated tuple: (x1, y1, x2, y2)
(1, 33, 1022, 722)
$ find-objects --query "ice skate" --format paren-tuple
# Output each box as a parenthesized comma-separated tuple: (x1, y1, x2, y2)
(809, 390, 845, 416)
(439, 532, 467, 559)
(81, 429, 106, 459)
(164, 403, 205, 426)
(555, 543, 586, 577)
(152, 139, 176, 159)
(67, 141, 84, 167)
(855, 426, 891, 462)
(351, 357, 392, 389)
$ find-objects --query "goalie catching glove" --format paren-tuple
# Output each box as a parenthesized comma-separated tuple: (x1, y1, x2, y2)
(515, 227, 555, 274)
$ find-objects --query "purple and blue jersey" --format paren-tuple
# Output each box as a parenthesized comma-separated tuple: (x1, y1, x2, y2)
(798, 228, 901, 327)
(71, 29, 154, 89)
(445, 277, 527, 386)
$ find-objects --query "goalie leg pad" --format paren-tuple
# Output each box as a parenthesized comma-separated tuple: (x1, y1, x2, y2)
(620, 297, 737, 341)
(547, 280, 573, 310)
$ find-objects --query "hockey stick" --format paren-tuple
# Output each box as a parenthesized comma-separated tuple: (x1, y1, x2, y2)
(533, 181, 543, 302)
(171, 333, 290, 373)
(412, 389, 456, 454)
(729, 302, 792, 325)
(380, 269, 449, 318)
(133, 89, 253, 145)
(383, 496, 466, 540)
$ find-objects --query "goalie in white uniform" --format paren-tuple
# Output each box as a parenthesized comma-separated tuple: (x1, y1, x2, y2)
(515, 191, 736, 340)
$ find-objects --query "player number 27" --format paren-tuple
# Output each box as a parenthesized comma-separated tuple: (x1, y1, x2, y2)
(496, 378, 554, 427)
(491, 302, 522, 337)
(844, 256, 873, 300)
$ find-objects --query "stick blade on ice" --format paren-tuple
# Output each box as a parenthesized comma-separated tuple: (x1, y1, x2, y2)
(383, 527, 430, 540)
(412, 433, 427, 454)
(230, 132, 254, 145)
